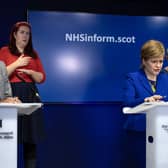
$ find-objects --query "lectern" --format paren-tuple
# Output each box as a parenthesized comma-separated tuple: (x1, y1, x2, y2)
(123, 102, 168, 168)
(0, 103, 42, 168)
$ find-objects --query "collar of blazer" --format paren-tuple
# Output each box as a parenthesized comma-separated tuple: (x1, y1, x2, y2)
(139, 69, 156, 95)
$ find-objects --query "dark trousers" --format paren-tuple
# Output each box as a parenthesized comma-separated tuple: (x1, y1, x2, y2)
(24, 143, 37, 168)
(11, 82, 44, 168)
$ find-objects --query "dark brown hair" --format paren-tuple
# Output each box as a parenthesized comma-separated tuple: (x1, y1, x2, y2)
(8, 21, 37, 58)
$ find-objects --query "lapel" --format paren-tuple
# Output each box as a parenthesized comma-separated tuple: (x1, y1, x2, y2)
(138, 69, 153, 95)
(155, 74, 163, 94)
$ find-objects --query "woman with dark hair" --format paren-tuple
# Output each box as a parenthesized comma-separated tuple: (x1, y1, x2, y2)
(0, 21, 46, 168)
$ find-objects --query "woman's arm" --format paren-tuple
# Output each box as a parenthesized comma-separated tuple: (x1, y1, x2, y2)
(123, 74, 145, 107)
(7, 55, 31, 76)
(17, 69, 43, 83)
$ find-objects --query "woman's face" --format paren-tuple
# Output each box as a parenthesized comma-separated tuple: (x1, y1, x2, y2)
(143, 56, 164, 77)
(14, 25, 30, 50)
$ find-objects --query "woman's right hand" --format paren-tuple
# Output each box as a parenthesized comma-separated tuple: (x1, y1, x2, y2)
(16, 54, 31, 67)
(144, 95, 164, 102)
(7, 54, 31, 76)
(0, 97, 22, 103)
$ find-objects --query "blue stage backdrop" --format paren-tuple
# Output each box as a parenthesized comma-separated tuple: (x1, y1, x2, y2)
(28, 11, 168, 102)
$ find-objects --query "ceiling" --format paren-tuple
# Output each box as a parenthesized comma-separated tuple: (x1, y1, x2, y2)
(27, 0, 168, 16)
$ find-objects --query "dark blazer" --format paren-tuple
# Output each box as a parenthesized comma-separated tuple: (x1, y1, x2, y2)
(123, 69, 168, 131)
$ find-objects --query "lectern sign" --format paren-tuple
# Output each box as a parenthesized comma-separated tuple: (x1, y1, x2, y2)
(161, 124, 168, 133)
(0, 107, 17, 168)
(124, 102, 168, 168)
(0, 131, 14, 139)
(0, 103, 42, 168)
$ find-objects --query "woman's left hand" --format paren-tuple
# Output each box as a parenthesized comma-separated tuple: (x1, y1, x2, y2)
(17, 68, 43, 83)
(17, 69, 33, 75)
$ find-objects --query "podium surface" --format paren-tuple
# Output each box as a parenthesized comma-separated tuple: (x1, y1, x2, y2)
(0, 103, 42, 168)
(124, 102, 168, 168)
(0, 103, 42, 115)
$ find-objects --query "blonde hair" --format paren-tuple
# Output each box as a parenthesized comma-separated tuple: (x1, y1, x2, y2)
(141, 40, 165, 68)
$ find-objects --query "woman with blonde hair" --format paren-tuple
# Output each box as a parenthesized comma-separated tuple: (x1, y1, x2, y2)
(123, 40, 168, 168)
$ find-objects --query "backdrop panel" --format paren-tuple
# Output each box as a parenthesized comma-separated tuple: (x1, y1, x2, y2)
(28, 11, 168, 102)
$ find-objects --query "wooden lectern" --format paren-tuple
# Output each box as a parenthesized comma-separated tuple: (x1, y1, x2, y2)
(123, 102, 168, 168)
(0, 103, 42, 168)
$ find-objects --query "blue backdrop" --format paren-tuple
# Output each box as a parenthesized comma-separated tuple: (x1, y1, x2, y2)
(37, 103, 126, 168)
(28, 11, 168, 102)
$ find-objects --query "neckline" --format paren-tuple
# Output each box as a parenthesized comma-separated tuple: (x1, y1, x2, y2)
(148, 79, 156, 86)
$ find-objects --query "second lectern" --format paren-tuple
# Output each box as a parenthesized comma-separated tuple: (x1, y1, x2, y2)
(123, 102, 168, 168)
(0, 103, 42, 168)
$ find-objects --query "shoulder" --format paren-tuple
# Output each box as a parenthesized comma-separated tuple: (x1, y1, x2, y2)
(158, 71, 168, 80)
(125, 70, 147, 86)
(126, 69, 144, 79)
(32, 49, 40, 59)
(0, 46, 9, 51)
(0, 46, 11, 62)
(0, 46, 10, 55)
